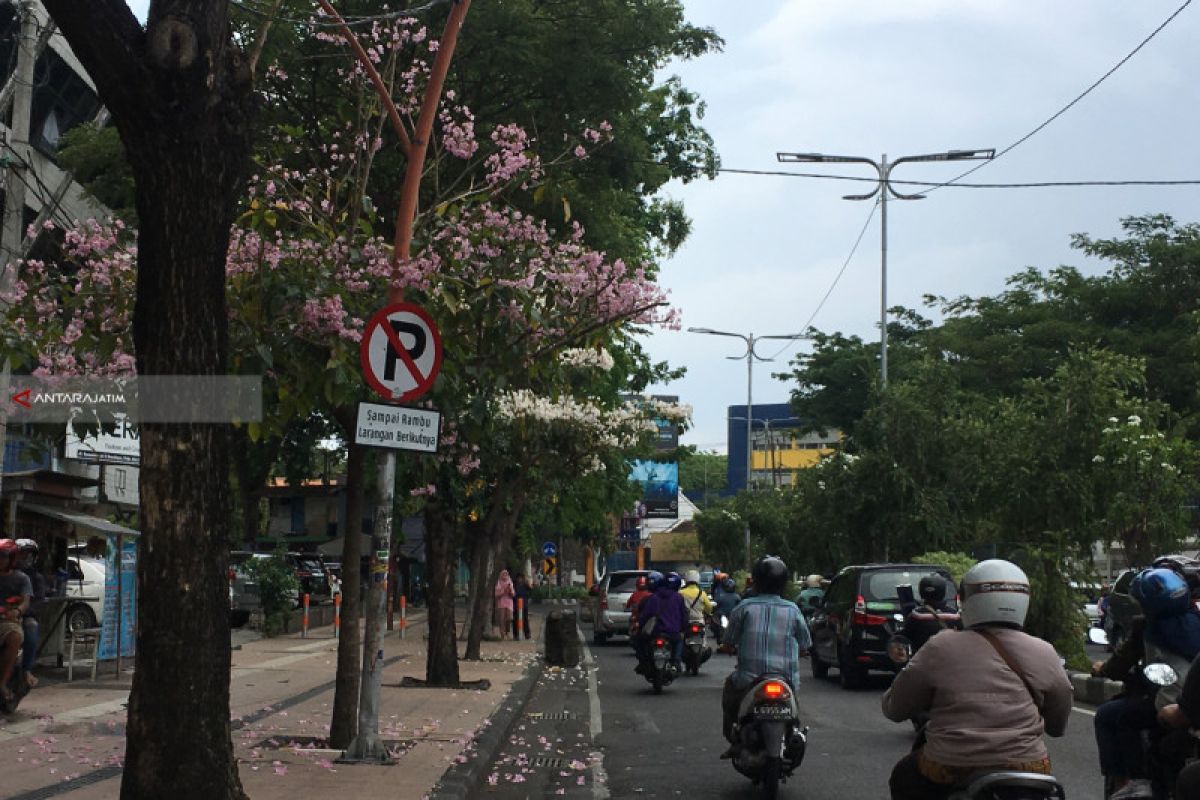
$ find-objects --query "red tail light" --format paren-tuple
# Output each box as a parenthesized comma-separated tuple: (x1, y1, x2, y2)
(763, 681, 786, 698)
(852, 594, 888, 626)
(690, 624, 704, 634)
(655, 638, 665, 647)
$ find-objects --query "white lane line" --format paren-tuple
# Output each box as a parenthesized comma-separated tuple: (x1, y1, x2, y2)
(580, 632, 611, 800)
(1073, 706, 1097, 716)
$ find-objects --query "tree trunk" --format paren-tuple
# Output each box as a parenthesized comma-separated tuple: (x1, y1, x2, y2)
(424, 502, 460, 686)
(463, 528, 499, 660)
(328, 419, 365, 748)
(230, 429, 277, 546)
(41, 5, 256, 798)
(458, 526, 478, 641)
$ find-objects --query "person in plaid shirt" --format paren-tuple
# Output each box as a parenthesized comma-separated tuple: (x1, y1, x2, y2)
(720, 556, 811, 750)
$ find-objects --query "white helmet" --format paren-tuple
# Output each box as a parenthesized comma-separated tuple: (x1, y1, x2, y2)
(806, 574, 822, 588)
(15, 538, 38, 555)
(684, 569, 701, 585)
(959, 559, 1030, 629)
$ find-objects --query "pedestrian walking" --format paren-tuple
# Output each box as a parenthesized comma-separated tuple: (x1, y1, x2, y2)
(513, 573, 533, 640)
(494, 569, 515, 640)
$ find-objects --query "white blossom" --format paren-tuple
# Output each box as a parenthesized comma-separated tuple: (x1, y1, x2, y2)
(558, 347, 614, 371)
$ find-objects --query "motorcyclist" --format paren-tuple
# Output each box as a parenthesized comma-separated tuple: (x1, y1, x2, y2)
(0, 539, 32, 705)
(1095, 567, 1200, 800)
(679, 569, 714, 625)
(1158, 648, 1200, 798)
(896, 575, 961, 655)
(636, 571, 685, 672)
(625, 575, 653, 638)
(881, 559, 1073, 800)
(713, 577, 741, 653)
(15, 539, 44, 687)
(632, 571, 663, 668)
(720, 555, 811, 754)
(795, 574, 825, 617)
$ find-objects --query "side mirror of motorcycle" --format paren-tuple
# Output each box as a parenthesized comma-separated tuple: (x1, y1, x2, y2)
(887, 635, 912, 665)
(893, 613, 905, 623)
(1087, 627, 1109, 646)
(1144, 662, 1179, 687)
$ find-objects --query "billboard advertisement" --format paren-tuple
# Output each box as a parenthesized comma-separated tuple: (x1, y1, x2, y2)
(629, 459, 678, 519)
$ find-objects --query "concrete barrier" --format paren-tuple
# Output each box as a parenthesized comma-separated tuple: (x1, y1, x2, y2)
(1068, 670, 1123, 705)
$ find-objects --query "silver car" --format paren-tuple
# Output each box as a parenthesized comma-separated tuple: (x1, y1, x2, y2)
(589, 569, 650, 644)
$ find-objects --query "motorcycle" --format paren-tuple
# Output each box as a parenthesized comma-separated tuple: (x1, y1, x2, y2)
(1, 596, 31, 715)
(643, 635, 678, 694)
(683, 620, 712, 676)
(1099, 661, 1194, 800)
(729, 675, 807, 800)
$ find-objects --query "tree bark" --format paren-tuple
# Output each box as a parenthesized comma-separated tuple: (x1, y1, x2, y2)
(328, 415, 365, 748)
(464, 496, 525, 661)
(41, 3, 255, 798)
(424, 502, 460, 686)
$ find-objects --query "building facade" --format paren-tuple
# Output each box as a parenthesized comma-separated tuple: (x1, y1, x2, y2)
(726, 402, 840, 493)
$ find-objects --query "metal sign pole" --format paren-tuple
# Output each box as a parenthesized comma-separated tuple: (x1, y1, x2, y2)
(341, 449, 395, 763)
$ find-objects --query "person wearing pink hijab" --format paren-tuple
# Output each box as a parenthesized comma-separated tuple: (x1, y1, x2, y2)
(494, 570, 515, 640)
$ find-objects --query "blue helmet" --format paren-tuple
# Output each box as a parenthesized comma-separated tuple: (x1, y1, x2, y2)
(645, 571, 664, 591)
(1132, 568, 1191, 620)
(664, 572, 683, 592)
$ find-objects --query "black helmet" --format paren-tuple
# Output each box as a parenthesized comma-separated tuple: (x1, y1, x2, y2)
(918, 575, 947, 605)
(664, 572, 683, 592)
(722, 577, 737, 593)
(751, 556, 788, 596)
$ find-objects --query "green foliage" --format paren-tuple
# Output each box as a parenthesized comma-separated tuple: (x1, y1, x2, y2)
(1012, 545, 1089, 671)
(55, 123, 137, 222)
(678, 448, 727, 508)
(531, 584, 589, 602)
(911, 552, 977, 583)
(243, 550, 299, 637)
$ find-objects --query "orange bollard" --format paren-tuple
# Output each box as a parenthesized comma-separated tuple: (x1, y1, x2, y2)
(516, 597, 525, 640)
(333, 592, 341, 639)
(399, 594, 407, 639)
(302, 593, 310, 638)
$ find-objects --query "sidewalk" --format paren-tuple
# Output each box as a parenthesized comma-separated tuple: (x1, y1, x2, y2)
(3, 610, 543, 800)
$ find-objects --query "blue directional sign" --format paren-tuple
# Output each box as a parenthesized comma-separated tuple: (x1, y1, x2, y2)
(542, 541, 557, 558)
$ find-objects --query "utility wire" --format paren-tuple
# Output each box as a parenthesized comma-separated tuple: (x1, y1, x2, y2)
(925, 0, 1194, 193)
(231, 0, 453, 29)
(765, 197, 879, 363)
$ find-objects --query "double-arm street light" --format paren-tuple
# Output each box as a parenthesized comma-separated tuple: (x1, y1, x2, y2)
(775, 149, 994, 387)
(686, 328, 811, 493)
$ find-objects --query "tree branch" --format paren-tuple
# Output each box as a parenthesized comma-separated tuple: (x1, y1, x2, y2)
(41, 0, 146, 120)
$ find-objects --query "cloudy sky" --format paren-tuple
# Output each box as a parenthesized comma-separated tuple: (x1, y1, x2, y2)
(643, 0, 1200, 451)
(121, 1, 1200, 452)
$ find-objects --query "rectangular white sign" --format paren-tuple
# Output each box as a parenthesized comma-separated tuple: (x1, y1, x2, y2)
(65, 415, 140, 465)
(354, 402, 440, 453)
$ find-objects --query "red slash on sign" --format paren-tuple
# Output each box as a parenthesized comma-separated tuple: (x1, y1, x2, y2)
(359, 302, 443, 403)
(11, 388, 31, 408)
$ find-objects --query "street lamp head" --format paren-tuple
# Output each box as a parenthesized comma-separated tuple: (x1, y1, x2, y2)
(777, 152, 870, 164)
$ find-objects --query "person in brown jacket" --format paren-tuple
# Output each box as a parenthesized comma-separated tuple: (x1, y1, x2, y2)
(881, 559, 1074, 800)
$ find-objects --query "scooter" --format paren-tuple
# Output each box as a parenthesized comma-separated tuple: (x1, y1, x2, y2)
(1, 596, 31, 715)
(728, 675, 807, 800)
(682, 620, 712, 676)
(643, 636, 678, 694)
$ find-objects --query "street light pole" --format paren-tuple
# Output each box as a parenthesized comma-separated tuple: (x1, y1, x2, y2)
(775, 148, 994, 388)
(687, 328, 810, 493)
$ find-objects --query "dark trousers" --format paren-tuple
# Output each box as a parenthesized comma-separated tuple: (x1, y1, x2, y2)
(889, 751, 952, 800)
(722, 676, 747, 743)
(1094, 695, 1157, 779)
(1177, 760, 1200, 800)
(20, 617, 38, 672)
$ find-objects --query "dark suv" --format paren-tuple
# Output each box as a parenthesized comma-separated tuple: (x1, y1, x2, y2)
(808, 563, 951, 690)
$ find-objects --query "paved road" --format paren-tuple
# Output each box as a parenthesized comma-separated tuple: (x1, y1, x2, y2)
(590, 639, 1106, 800)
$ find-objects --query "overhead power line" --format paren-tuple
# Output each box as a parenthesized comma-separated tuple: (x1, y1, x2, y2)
(926, 0, 1194, 192)
(766, 197, 879, 362)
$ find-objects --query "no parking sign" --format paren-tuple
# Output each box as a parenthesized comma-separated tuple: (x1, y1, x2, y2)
(359, 303, 442, 402)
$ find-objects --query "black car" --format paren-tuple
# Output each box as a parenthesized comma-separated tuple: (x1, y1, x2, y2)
(808, 563, 952, 690)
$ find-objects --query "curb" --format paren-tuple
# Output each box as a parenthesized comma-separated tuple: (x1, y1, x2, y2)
(1067, 670, 1123, 705)
(428, 631, 549, 799)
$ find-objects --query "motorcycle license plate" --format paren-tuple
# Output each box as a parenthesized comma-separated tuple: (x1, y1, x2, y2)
(752, 705, 790, 717)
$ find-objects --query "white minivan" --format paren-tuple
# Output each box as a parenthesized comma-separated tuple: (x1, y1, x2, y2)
(65, 556, 106, 633)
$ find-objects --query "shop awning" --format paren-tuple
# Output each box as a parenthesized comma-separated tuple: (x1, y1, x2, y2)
(21, 503, 140, 537)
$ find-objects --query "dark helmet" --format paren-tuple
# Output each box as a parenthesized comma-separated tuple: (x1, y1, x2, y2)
(0, 538, 17, 566)
(635, 576, 648, 591)
(722, 577, 737, 593)
(752, 556, 788, 596)
(1153, 555, 1200, 597)
(1132, 568, 1191, 620)
(645, 571, 664, 591)
(918, 575, 948, 605)
(664, 572, 683, 592)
